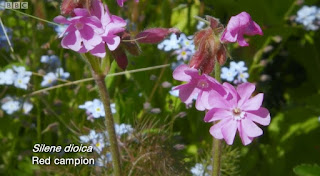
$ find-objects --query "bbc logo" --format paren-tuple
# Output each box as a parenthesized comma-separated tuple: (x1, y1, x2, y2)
(5, 2, 28, 9)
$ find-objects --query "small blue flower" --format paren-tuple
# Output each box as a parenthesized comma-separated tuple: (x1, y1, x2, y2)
(221, 67, 237, 82)
(296, 5, 320, 31)
(157, 34, 180, 51)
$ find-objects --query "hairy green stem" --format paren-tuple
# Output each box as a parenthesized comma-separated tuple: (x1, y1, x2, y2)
(84, 53, 121, 175)
(212, 61, 222, 176)
(94, 74, 122, 176)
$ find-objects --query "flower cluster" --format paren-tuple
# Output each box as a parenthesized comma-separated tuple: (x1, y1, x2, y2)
(190, 163, 210, 176)
(221, 61, 249, 84)
(40, 54, 70, 87)
(41, 68, 70, 87)
(54, 0, 126, 58)
(295, 5, 320, 31)
(158, 33, 196, 69)
(78, 99, 116, 121)
(172, 12, 269, 145)
(79, 124, 133, 165)
(1, 96, 33, 115)
(0, 66, 32, 90)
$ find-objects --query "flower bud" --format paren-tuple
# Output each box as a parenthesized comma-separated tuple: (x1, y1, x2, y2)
(135, 28, 181, 43)
(111, 46, 128, 70)
(121, 31, 141, 56)
(216, 46, 227, 65)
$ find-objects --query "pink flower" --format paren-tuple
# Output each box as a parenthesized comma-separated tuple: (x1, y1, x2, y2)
(204, 82, 270, 145)
(220, 12, 263, 47)
(54, 9, 104, 52)
(173, 64, 226, 111)
(90, 0, 126, 57)
(54, 0, 126, 58)
(117, 0, 139, 7)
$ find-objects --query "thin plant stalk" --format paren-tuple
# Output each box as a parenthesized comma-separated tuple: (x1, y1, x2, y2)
(94, 74, 122, 176)
(212, 61, 222, 176)
(85, 54, 121, 176)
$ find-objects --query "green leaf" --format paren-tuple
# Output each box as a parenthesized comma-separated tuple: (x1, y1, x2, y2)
(293, 164, 320, 176)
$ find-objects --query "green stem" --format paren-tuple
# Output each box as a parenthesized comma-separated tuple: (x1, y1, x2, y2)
(94, 74, 122, 176)
(212, 61, 222, 176)
(37, 102, 41, 142)
(84, 54, 121, 176)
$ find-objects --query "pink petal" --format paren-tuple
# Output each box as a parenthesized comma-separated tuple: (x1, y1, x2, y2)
(117, 0, 124, 7)
(91, 0, 104, 19)
(241, 118, 263, 137)
(83, 16, 104, 33)
(237, 35, 249, 46)
(245, 21, 263, 36)
(61, 30, 82, 51)
(208, 90, 231, 109)
(237, 82, 255, 107)
(105, 35, 121, 51)
(238, 122, 254, 145)
(204, 108, 232, 122)
(73, 8, 89, 17)
(197, 90, 211, 110)
(54, 16, 70, 24)
(90, 42, 106, 58)
(174, 84, 199, 105)
(80, 25, 103, 50)
(221, 120, 238, 145)
(240, 93, 264, 111)
(173, 64, 192, 82)
(59, 25, 76, 38)
(195, 91, 206, 111)
(204, 75, 227, 96)
(222, 82, 239, 106)
(209, 118, 230, 139)
(246, 107, 270, 126)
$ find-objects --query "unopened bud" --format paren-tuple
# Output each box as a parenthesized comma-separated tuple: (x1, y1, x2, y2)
(216, 46, 227, 65)
(135, 28, 181, 43)
(121, 31, 141, 56)
(111, 46, 128, 70)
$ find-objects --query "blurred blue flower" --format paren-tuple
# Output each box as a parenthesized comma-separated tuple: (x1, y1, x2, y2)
(221, 67, 237, 82)
(41, 55, 61, 71)
(296, 5, 320, 30)
(41, 72, 57, 87)
(55, 67, 70, 79)
(157, 34, 180, 51)
(0, 26, 13, 51)
(96, 153, 112, 167)
(1, 97, 20, 115)
(221, 61, 249, 84)
(191, 163, 210, 176)
(115, 123, 133, 136)
(196, 21, 206, 30)
(54, 25, 68, 36)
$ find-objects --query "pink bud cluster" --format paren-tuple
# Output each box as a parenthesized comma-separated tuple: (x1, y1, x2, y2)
(54, 0, 126, 58)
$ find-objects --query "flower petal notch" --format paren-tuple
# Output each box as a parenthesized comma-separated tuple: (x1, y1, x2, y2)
(220, 12, 263, 47)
